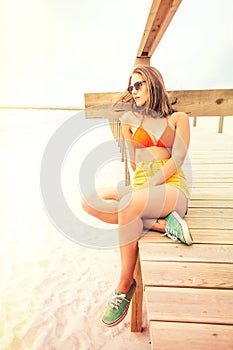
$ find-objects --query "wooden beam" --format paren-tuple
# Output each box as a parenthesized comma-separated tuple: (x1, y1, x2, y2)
(84, 89, 233, 117)
(135, 0, 183, 62)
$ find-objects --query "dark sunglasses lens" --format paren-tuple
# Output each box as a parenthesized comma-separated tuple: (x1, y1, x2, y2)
(134, 82, 142, 90)
(128, 81, 142, 94)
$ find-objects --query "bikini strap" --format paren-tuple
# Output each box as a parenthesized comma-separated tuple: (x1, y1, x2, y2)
(139, 115, 145, 127)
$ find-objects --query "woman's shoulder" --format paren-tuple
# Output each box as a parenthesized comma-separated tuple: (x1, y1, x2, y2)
(169, 111, 189, 124)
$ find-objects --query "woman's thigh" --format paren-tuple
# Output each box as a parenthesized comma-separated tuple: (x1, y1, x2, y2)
(119, 184, 188, 220)
(82, 185, 133, 216)
(96, 185, 133, 201)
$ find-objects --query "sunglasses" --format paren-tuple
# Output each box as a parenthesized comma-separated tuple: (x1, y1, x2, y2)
(127, 80, 146, 94)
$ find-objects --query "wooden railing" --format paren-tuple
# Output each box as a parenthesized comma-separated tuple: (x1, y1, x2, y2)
(85, 89, 233, 133)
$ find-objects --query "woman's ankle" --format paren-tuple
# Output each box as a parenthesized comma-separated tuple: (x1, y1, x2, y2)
(144, 219, 167, 233)
(116, 278, 134, 294)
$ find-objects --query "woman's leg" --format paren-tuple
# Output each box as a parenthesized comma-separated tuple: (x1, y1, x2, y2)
(116, 184, 187, 293)
(143, 187, 188, 232)
(82, 183, 188, 292)
(81, 185, 133, 224)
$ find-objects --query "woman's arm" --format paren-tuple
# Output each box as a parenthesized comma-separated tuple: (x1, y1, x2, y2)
(150, 112, 190, 186)
(120, 113, 136, 171)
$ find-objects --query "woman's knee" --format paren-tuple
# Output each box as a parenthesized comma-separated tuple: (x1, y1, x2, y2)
(118, 191, 143, 221)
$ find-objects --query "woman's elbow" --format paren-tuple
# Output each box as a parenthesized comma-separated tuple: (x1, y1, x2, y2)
(173, 154, 186, 169)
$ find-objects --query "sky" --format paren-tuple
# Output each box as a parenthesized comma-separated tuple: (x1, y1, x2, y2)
(0, 0, 232, 107)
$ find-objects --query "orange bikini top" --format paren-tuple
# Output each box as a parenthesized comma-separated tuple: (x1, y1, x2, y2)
(132, 117, 173, 148)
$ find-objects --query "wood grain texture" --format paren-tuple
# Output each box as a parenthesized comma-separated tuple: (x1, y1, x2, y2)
(145, 287, 233, 324)
(150, 322, 233, 350)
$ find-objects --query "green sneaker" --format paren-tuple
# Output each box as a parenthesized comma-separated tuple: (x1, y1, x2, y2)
(163, 211, 193, 245)
(102, 279, 136, 327)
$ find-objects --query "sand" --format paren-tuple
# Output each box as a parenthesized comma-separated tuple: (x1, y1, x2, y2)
(0, 109, 151, 350)
(1, 108, 232, 350)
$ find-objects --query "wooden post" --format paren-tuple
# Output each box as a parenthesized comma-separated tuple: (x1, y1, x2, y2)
(134, 57, 150, 66)
(131, 249, 143, 332)
(193, 116, 197, 127)
(218, 116, 224, 133)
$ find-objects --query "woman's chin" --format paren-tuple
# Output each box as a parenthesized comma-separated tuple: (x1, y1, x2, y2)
(135, 100, 145, 107)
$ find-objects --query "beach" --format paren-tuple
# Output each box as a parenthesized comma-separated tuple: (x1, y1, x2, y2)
(1, 109, 233, 350)
(0, 109, 151, 350)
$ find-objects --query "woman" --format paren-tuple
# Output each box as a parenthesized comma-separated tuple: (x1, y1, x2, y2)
(82, 65, 192, 327)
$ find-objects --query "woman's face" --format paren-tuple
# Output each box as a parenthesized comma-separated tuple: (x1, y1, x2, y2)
(129, 73, 149, 106)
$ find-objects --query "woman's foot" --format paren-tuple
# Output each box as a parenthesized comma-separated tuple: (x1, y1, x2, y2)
(144, 212, 192, 245)
(102, 279, 136, 327)
(163, 211, 193, 245)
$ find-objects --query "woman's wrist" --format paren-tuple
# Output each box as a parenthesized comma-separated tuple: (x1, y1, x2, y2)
(149, 174, 159, 186)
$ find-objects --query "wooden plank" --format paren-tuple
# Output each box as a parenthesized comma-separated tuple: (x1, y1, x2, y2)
(191, 162, 233, 172)
(191, 163, 233, 170)
(189, 230, 233, 244)
(186, 207, 233, 217)
(141, 261, 233, 288)
(136, 0, 183, 59)
(185, 217, 233, 230)
(191, 165, 233, 170)
(145, 287, 233, 324)
(141, 229, 233, 245)
(191, 159, 233, 164)
(84, 89, 233, 116)
(84, 102, 125, 119)
(150, 322, 233, 350)
(84, 92, 122, 107)
(188, 199, 233, 208)
(191, 182, 233, 188)
(169, 89, 233, 116)
(143, 216, 233, 231)
(139, 243, 233, 263)
(190, 190, 233, 199)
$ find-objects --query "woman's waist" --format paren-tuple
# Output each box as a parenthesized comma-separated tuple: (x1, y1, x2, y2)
(136, 159, 169, 170)
(135, 159, 185, 176)
(135, 146, 171, 163)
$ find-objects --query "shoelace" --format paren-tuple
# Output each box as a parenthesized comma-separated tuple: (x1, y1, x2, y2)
(110, 292, 129, 310)
(161, 227, 179, 241)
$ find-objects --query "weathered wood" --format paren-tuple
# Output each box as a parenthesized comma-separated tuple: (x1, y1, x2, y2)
(134, 57, 151, 66)
(185, 217, 232, 229)
(85, 89, 233, 117)
(191, 192, 233, 200)
(130, 251, 143, 332)
(84, 92, 122, 108)
(145, 287, 233, 324)
(218, 115, 224, 133)
(150, 322, 233, 350)
(188, 199, 233, 208)
(139, 243, 233, 263)
(169, 89, 233, 116)
(186, 207, 233, 217)
(136, 0, 183, 60)
(140, 229, 233, 245)
(141, 261, 233, 288)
